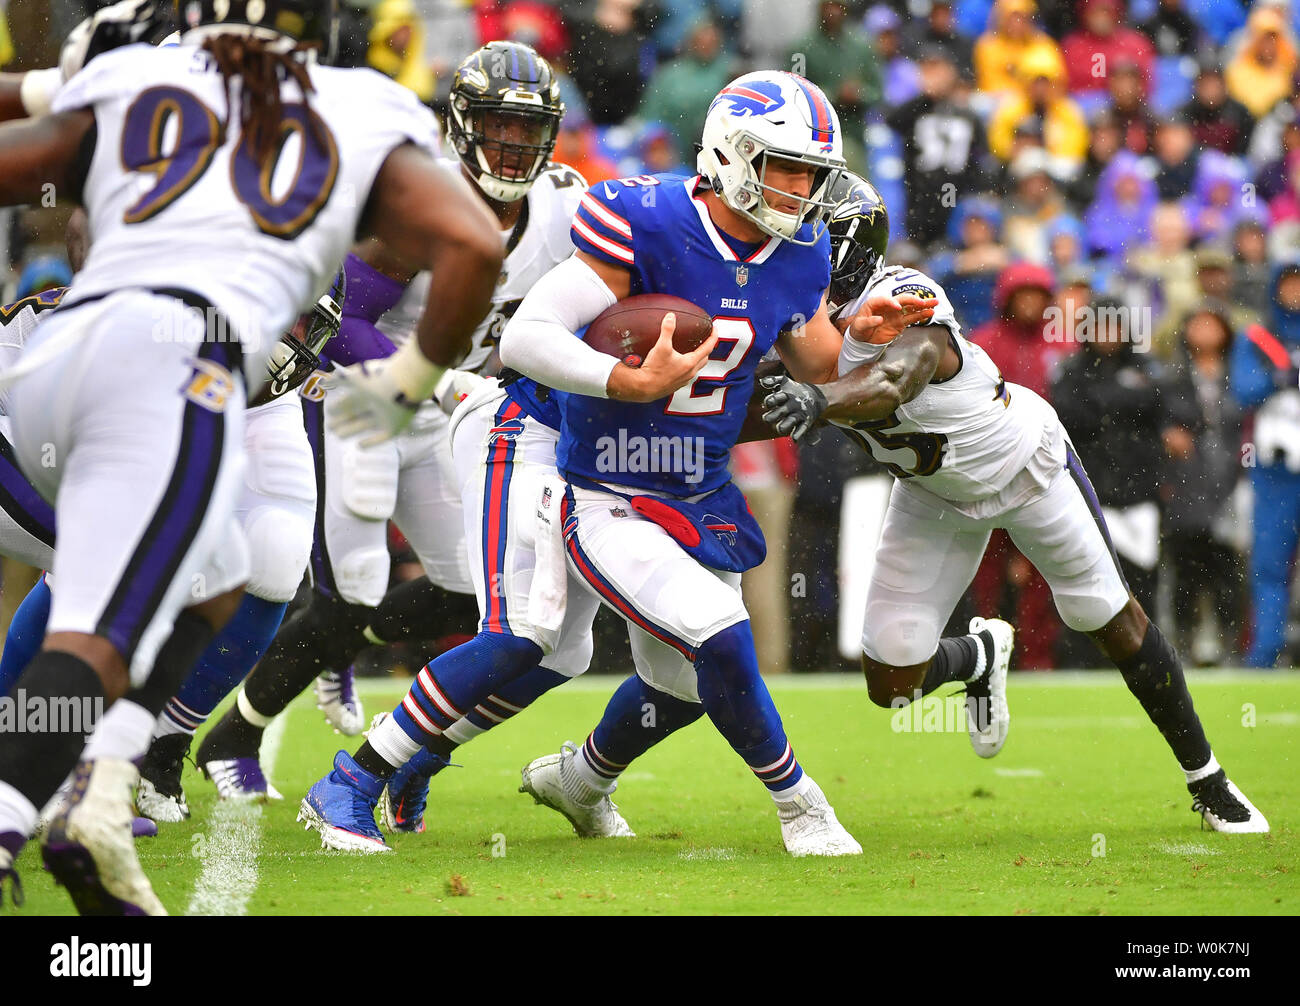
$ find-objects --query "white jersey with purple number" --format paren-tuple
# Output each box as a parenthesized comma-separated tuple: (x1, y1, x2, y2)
(376, 159, 587, 373)
(52, 41, 440, 377)
(831, 265, 1058, 502)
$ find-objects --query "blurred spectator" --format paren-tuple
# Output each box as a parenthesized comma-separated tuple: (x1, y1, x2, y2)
(632, 121, 692, 173)
(1182, 149, 1255, 244)
(1182, 0, 1247, 47)
(903, 0, 976, 70)
(1224, 6, 1298, 119)
(932, 196, 1009, 329)
(15, 255, 72, 298)
(1054, 263, 1095, 341)
(887, 45, 989, 247)
(1267, 144, 1300, 229)
(867, 6, 922, 106)
(742, 0, 818, 70)
(732, 439, 800, 676)
(638, 16, 734, 151)
(1248, 90, 1300, 169)
(335, 1, 376, 69)
(1257, 118, 1300, 202)
(553, 109, 620, 182)
(974, 0, 1065, 98)
(1004, 148, 1069, 263)
(1161, 301, 1245, 664)
(413, 0, 477, 90)
(1191, 244, 1260, 330)
(1148, 114, 1200, 199)
(1084, 149, 1158, 263)
(1233, 219, 1273, 316)
(1052, 297, 1197, 651)
(367, 0, 434, 102)
(565, 0, 657, 126)
(1129, 201, 1199, 346)
(651, 0, 743, 57)
(1229, 262, 1300, 667)
(1061, 0, 1155, 98)
(1070, 106, 1123, 205)
(1141, 0, 1204, 56)
(971, 263, 1060, 396)
(1179, 63, 1252, 155)
(786, 0, 882, 125)
(1045, 213, 1087, 271)
(987, 47, 1089, 173)
(1108, 57, 1156, 154)
(475, 0, 569, 63)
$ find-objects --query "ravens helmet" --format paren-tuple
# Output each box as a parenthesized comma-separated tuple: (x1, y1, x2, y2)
(447, 41, 564, 203)
(252, 269, 343, 405)
(826, 171, 890, 314)
(174, 0, 336, 49)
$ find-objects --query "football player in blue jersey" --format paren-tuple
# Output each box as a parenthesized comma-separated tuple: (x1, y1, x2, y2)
(306, 71, 935, 856)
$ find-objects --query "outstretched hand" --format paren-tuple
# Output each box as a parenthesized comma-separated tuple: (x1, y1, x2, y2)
(848, 295, 938, 346)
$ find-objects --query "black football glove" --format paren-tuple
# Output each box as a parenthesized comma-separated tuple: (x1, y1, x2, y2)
(760, 374, 828, 444)
(60, 0, 172, 82)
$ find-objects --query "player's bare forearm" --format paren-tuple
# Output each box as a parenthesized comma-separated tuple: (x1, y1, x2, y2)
(0, 109, 93, 206)
(0, 75, 29, 123)
(351, 236, 420, 285)
(776, 300, 843, 385)
(364, 143, 503, 366)
(821, 325, 947, 422)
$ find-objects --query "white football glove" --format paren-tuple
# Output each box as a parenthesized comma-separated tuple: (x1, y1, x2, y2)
(326, 340, 445, 447)
(433, 368, 489, 417)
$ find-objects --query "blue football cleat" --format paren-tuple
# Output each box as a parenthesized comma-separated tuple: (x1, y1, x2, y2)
(379, 747, 441, 834)
(297, 751, 391, 853)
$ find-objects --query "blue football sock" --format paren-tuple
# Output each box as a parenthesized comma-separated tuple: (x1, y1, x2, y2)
(581, 673, 704, 781)
(159, 595, 288, 735)
(0, 573, 51, 697)
(392, 631, 541, 751)
(694, 621, 804, 793)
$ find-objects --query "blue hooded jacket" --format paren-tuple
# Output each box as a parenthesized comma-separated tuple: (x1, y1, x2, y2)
(1230, 262, 1300, 409)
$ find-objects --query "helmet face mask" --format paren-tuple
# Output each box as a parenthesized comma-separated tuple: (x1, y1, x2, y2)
(826, 171, 890, 314)
(256, 270, 343, 405)
(697, 73, 847, 246)
(449, 42, 563, 204)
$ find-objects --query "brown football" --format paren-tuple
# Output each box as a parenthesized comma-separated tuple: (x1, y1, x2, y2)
(583, 294, 714, 368)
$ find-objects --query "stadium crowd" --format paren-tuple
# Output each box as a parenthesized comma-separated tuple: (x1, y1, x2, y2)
(2, 0, 1298, 672)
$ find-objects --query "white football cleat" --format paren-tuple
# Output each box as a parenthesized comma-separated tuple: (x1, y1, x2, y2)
(965, 616, 1014, 758)
(315, 668, 365, 736)
(775, 778, 862, 857)
(136, 777, 189, 824)
(519, 742, 635, 838)
(40, 759, 167, 915)
(1190, 770, 1269, 834)
(202, 758, 284, 801)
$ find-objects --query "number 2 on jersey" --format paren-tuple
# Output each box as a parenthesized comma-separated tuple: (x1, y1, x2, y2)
(120, 86, 339, 239)
(664, 316, 753, 416)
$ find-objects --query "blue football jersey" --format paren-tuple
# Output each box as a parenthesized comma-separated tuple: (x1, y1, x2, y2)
(557, 173, 829, 496)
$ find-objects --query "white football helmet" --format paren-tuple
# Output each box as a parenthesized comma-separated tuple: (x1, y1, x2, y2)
(696, 71, 846, 245)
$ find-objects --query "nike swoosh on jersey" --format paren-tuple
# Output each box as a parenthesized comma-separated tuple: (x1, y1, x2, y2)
(603, 182, 618, 200)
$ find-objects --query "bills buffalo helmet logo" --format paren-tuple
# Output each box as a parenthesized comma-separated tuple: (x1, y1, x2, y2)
(704, 514, 739, 546)
(710, 81, 787, 119)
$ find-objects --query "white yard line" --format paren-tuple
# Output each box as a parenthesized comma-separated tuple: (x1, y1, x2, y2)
(184, 712, 287, 917)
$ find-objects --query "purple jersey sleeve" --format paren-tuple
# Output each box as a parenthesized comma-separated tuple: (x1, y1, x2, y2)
(323, 252, 405, 366)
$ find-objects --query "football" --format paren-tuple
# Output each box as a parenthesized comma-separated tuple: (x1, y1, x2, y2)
(583, 294, 714, 367)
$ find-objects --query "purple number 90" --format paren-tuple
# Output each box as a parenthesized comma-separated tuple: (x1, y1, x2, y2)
(120, 86, 339, 240)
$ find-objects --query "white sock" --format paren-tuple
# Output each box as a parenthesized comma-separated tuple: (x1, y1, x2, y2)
(770, 772, 815, 804)
(82, 699, 156, 761)
(1184, 753, 1220, 785)
(367, 712, 422, 770)
(443, 717, 485, 746)
(569, 746, 617, 800)
(236, 689, 275, 728)
(0, 780, 38, 837)
(967, 633, 988, 682)
(154, 697, 204, 739)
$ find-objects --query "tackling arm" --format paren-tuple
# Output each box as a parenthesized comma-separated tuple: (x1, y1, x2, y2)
(0, 109, 93, 207)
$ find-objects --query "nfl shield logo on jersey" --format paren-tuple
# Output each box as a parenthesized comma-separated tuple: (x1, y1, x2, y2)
(735, 265, 748, 287)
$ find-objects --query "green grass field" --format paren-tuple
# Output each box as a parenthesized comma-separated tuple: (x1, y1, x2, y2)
(12, 671, 1298, 916)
